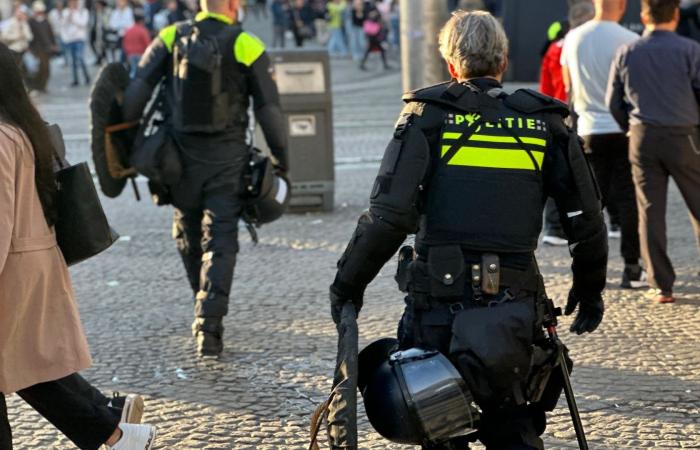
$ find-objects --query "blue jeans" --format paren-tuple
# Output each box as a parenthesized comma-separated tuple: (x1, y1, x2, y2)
(327, 28, 348, 57)
(347, 25, 365, 60)
(66, 40, 90, 84)
(128, 54, 142, 78)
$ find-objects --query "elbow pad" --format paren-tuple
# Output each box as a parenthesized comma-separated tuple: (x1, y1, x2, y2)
(369, 124, 430, 233)
(122, 78, 154, 123)
(334, 211, 407, 298)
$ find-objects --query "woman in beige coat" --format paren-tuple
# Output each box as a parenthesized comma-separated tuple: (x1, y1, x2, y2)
(0, 43, 156, 450)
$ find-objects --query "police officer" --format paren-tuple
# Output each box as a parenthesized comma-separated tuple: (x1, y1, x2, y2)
(330, 11, 607, 450)
(122, 0, 288, 357)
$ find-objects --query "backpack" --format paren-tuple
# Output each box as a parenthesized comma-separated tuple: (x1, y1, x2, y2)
(171, 22, 240, 133)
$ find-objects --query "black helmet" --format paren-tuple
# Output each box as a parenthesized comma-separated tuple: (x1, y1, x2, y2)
(358, 339, 480, 446)
(242, 148, 290, 225)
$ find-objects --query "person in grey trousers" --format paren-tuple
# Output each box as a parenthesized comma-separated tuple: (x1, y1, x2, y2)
(607, 0, 700, 304)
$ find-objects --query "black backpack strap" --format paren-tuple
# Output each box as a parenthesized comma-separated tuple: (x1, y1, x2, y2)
(504, 89, 570, 117)
(402, 81, 481, 113)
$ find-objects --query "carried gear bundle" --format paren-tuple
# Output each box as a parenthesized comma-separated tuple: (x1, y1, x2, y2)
(358, 339, 480, 446)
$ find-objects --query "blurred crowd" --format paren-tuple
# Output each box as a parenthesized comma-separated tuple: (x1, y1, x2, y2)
(0, 0, 197, 91)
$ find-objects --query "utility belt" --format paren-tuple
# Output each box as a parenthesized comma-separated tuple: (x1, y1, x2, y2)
(395, 244, 569, 411)
(395, 244, 540, 307)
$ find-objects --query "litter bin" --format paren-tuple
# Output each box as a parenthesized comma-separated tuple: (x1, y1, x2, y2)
(254, 49, 334, 212)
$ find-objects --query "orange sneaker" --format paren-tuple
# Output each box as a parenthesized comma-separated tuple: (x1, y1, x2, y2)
(653, 293, 674, 304)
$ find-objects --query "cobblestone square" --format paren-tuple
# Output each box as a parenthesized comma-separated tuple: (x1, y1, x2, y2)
(5, 16, 700, 450)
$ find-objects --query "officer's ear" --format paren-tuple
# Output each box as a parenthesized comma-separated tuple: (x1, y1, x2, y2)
(446, 61, 460, 80)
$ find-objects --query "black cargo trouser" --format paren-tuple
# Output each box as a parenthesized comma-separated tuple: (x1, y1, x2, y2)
(0, 374, 119, 450)
(629, 125, 700, 294)
(583, 133, 641, 264)
(397, 291, 545, 450)
(173, 186, 243, 321)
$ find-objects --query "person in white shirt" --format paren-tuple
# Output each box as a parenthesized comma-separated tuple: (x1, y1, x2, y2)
(560, 0, 648, 289)
(47, 0, 69, 65)
(1, 5, 33, 56)
(108, 0, 133, 61)
(61, 0, 90, 86)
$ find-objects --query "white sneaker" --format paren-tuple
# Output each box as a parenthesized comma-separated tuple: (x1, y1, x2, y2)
(107, 424, 157, 450)
(108, 393, 144, 424)
(542, 234, 568, 246)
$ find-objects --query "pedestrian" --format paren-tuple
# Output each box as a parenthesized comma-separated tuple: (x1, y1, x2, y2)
(152, 0, 185, 32)
(540, 1, 595, 246)
(28, 0, 56, 92)
(0, 4, 32, 68)
(326, 0, 348, 57)
(607, 0, 700, 304)
(90, 0, 110, 65)
(359, 3, 389, 70)
(388, 0, 399, 49)
(122, 10, 150, 77)
(62, 0, 91, 86)
(289, 0, 314, 47)
(0, 42, 157, 450)
(108, 0, 134, 61)
(330, 10, 607, 449)
(122, 0, 289, 357)
(561, 0, 648, 289)
(347, 0, 366, 60)
(48, 0, 69, 65)
(270, 0, 289, 48)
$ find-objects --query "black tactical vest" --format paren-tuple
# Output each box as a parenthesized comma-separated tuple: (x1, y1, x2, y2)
(169, 21, 248, 135)
(409, 81, 567, 253)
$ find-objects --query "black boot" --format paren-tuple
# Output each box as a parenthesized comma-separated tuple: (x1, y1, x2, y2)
(192, 318, 224, 358)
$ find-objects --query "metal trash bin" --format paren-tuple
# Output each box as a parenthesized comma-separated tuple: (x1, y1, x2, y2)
(254, 49, 334, 212)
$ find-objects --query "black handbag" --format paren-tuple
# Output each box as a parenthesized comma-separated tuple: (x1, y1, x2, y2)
(54, 161, 119, 266)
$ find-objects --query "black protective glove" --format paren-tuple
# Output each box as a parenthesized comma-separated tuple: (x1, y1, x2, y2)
(565, 289, 604, 335)
(329, 284, 363, 325)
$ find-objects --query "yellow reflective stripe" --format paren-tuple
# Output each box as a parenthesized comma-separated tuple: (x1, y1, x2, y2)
(442, 132, 462, 140)
(447, 147, 544, 170)
(470, 134, 547, 147)
(159, 25, 177, 53)
(195, 11, 234, 25)
(441, 145, 451, 157)
(234, 32, 265, 67)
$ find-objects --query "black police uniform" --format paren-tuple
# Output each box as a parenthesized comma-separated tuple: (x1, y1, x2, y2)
(331, 78, 608, 449)
(122, 12, 288, 355)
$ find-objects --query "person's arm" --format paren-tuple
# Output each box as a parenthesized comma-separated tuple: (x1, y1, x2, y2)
(559, 37, 572, 96)
(543, 115, 608, 334)
(330, 102, 435, 322)
(122, 25, 171, 121)
(235, 32, 289, 172)
(0, 129, 16, 275)
(606, 48, 630, 132)
(540, 47, 555, 97)
(691, 42, 700, 106)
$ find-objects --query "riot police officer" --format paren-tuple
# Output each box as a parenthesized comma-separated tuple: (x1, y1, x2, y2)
(330, 10, 608, 450)
(122, 0, 288, 357)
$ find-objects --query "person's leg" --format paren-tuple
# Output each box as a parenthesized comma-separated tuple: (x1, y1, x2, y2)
(360, 42, 372, 69)
(68, 42, 80, 85)
(37, 52, 50, 92)
(77, 40, 90, 84)
(17, 374, 119, 450)
(0, 394, 11, 450)
(478, 405, 545, 450)
(193, 186, 243, 355)
(629, 125, 674, 296)
(379, 43, 389, 69)
(663, 129, 700, 260)
(173, 207, 204, 298)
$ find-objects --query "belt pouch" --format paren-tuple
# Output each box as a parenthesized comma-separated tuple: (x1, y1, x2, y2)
(481, 253, 500, 295)
(427, 245, 466, 298)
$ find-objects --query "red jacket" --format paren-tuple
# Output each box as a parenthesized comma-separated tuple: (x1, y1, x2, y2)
(539, 40, 567, 102)
(122, 23, 151, 57)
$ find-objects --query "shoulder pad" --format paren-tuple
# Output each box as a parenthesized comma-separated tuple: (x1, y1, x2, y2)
(504, 89, 569, 117)
(402, 81, 480, 113)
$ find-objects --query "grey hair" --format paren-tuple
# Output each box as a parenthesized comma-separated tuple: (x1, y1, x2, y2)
(438, 10, 509, 79)
(569, 1, 595, 28)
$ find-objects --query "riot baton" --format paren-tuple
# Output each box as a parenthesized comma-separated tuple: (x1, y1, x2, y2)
(542, 298, 589, 450)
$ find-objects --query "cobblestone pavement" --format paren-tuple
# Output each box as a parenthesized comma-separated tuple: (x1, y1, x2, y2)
(5, 16, 700, 450)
